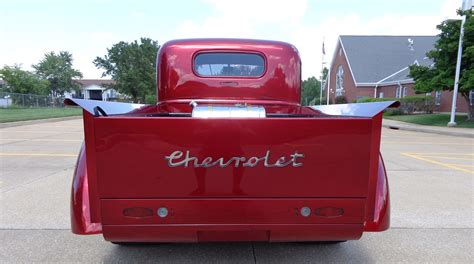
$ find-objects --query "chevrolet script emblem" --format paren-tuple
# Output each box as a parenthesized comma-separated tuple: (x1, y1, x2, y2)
(165, 150, 304, 168)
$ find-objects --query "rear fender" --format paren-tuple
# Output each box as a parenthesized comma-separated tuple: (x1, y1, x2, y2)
(364, 154, 390, 231)
(70, 142, 102, 234)
(314, 102, 395, 232)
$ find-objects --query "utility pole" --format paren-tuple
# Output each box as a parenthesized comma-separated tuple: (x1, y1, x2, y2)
(448, 0, 472, 126)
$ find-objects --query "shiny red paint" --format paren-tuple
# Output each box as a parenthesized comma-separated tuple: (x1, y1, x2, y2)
(157, 39, 301, 104)
(70, 142, 102, 234)
(69, 39, 391, 242)
(93, 117, 374, 198)
(364, 154, 390, 231)
(103, 224, 363, 242)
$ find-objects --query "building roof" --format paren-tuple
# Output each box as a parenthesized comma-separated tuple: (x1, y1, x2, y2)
(338, 35, 437, 86)
(75, 79, 115, 87)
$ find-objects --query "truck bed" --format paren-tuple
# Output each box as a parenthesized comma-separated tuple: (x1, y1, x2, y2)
(66, 99, 396, 242)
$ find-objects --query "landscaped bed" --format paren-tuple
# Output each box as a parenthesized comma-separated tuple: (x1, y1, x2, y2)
(0, 107, 82, 123)
(384, 113, 474, 129)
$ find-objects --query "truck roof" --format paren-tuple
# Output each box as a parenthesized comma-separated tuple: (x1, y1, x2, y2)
(157, 38, 302, 104)
(162, 38, 297, 48)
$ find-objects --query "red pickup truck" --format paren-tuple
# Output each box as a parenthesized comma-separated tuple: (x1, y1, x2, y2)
(66, 39, 397, 243)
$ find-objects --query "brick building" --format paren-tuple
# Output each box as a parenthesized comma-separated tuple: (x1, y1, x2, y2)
(327, 35, 473, 113)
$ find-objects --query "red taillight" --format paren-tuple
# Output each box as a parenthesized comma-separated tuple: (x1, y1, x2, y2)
(123, 207, 154, 218)
(314, 206, 344, 217)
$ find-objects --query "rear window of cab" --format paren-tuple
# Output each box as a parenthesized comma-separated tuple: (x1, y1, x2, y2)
(194, 52, 265, 77)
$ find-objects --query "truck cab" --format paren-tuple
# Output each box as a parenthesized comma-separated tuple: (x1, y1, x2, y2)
(153, 39, 317, 118)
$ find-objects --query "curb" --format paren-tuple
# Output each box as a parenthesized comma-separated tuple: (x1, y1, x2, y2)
(382, 122, 473, 138)
(0, 116, 82, 128)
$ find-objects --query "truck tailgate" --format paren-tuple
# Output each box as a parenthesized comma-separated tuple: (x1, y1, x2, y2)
(91, 117, 373, 199)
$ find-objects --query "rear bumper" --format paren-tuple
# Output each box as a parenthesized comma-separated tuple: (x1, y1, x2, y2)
(103, 224, 363, 242)
(101, 198, 365, 242)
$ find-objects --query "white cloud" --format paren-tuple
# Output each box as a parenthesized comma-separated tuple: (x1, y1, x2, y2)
(202, 0, 307, 24)
(130, 11, 146, 18)
(441, 0, 461, 19)
(173, 18, 254, 38)
(173, 0, 453, 79)
(172, 0, 307, 39)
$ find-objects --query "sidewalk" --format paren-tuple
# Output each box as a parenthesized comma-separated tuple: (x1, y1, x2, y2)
(382, 119, 473, 138)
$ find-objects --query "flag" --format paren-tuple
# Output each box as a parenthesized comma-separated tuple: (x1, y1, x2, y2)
(322, 41, 325, 55)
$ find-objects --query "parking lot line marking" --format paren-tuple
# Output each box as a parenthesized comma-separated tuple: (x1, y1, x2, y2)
(382, 135, 472, 140)
(402, 153, 474, 156)
(0, 152, 77, 157)
(416, 156, 474, 161)
(445, 164, 474, 167)
(383, 141, 473, 145)
(32, 125, 82, 128)
(401, 152, 474, 174)
(0, 138, 82, 142)
(0, 130, 82, 133)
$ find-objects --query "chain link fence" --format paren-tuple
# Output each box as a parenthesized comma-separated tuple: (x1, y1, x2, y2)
(0, 92, 67, 108)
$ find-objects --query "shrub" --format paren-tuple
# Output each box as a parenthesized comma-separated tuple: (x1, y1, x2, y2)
(383, 108, 404, 116)
(335, 96, 347, 104)
(145, 94, 157, 105)
(356, 97, 395, 103)
(401, 96, 434, 114)
(356, 96, 434, 114)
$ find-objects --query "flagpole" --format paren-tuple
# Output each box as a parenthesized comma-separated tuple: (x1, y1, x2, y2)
(320, 38, 325, 105)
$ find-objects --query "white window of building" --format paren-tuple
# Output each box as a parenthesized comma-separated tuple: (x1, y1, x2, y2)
(335, 65, 344, 96)
(469, 90, 474, 106)
(396, 86, 407, 98)
(339, 48, 342, 56)
(379, 92, 384, 98)
(435, 91, 442, 105)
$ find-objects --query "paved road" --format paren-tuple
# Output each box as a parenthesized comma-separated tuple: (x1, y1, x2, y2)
(0, 119, 473, 263)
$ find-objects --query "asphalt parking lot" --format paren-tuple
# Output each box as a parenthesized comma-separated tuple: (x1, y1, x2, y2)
(0, 118, 473, 263)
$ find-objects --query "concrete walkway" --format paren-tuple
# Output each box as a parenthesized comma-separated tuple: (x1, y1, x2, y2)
(382, 119, 473, 138)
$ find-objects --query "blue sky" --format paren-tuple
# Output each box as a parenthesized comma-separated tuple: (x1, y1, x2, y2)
(0, 0, 461, 79)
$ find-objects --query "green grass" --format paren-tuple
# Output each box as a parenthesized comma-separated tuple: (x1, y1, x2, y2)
(0, 107, 82, 123)
(384, 113, 474, 128)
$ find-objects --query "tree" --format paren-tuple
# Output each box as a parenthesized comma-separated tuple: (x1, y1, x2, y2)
(301, 76, 321, 105)
(409, 10, 474, 120)
(33, 51, 83, 97)
(94, 38, 159, 103)
(0, 65, 49, 95)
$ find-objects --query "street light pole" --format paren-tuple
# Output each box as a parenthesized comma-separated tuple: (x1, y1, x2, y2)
(448, 0, 472, 126)
(448, 15, 466, 127)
